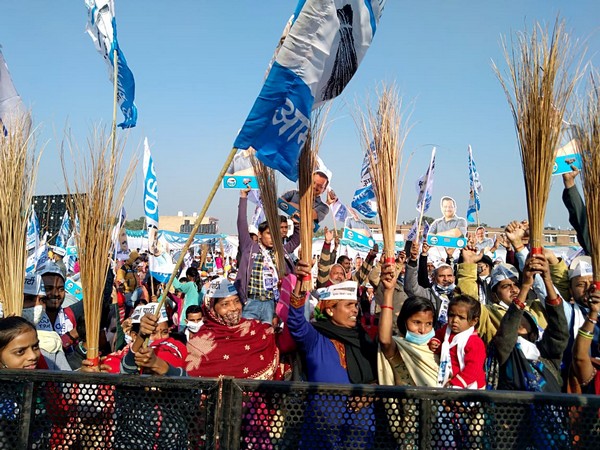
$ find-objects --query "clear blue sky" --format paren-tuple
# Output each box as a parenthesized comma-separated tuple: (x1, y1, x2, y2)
(2, 1, 599, 234)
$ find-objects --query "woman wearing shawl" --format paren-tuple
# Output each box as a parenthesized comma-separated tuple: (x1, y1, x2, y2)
(288, 261, 379, 449)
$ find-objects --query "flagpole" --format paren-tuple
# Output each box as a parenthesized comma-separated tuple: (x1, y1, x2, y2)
(416, 147, 435, 244)
(152, 147, 238, 315)
(111, 49, 119, 155)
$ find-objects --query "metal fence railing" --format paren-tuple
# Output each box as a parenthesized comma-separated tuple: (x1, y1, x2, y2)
(1, 370, 599, 449)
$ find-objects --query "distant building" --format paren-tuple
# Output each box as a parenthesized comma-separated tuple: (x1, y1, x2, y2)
(159, 212, 219, 235)
(32, 194, 79, 244)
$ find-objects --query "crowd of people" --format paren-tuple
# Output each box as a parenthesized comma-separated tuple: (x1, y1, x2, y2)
(1, 166, 599, 448)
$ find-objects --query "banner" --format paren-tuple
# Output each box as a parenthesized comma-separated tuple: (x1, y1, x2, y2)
(233, 0, 386, 181)
(351, 143, 378, 219)
(143, 138, 159, 229)
(85, 0, 137, 128)
(466, 145, 482, 223)
(0, 48, 30, 136)
(415, 147, 436, 213)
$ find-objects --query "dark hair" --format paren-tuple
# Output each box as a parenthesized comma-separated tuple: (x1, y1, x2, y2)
(0, 317, 36, 354)
(186, 267, 199, 280)
(337, 255, 351, 265)
(258, 221, 269, 233)
(448, 295, 481, 322)
(440, 196, 456, 208)
(279, 215, 288, 224)
(397, 297, 436, 336)
(186, 305, 203, 317)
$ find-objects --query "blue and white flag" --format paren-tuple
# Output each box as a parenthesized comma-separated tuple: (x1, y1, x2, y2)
(407, 217, 430, 243)
(415, 147, 436, 213)
(64, 233, 78, 274)
(85, 0, 137, 128)
(0, 49, 30, 136)
(330, 198, 349, 223)
(149, 253, 176, 284)
(351, 144, 378, 219)
(112, 206, 128, 260)
(26, 206, 40, 253)
(55, 211, 71, 251)
(234, 0, 386, 181)
(466, 145, 482, 223)
(143, 138, 159, 229)
(248, 190, 266, 230)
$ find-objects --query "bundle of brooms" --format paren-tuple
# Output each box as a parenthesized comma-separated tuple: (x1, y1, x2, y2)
(495, 19, 579, 254)
(251, 156, 286, 279)
(573, 71, 600, 289)
(0, 115, 39, 317)
(297, 107, 328, 291)
(358, 84, 408, 264)
(61, 129, 136, 365)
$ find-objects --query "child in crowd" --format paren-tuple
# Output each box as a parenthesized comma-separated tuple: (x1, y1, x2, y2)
(429, 296, 486, 389)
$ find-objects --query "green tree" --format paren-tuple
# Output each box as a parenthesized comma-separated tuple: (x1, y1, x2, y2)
(125, 216, 145, 230)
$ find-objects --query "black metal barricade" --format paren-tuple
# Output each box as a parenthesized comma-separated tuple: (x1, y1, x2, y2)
(0, 370, 599, 449)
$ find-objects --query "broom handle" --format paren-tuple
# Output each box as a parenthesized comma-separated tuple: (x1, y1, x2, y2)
(154, 147, 238, 314)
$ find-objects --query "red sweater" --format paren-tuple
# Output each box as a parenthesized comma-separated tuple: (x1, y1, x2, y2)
(435, 325, 487, 389)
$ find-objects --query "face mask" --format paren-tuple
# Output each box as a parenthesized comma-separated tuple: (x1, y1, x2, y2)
(187, 321, 203, 334)
(435, 283, 455, 296)
(22, 305, 44, 326)
(221, 310, 241, 327)
(404, 329, 435, 346)
(124, 334, 133, 345)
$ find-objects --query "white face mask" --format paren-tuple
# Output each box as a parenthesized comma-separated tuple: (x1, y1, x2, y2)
(187, 321, 203, 334)
(22, 305, 44, 326)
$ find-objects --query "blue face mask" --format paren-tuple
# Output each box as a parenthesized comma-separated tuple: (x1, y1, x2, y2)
(404, 329, 435, 346)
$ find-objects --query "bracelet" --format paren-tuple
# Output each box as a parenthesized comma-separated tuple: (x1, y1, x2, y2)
(381, 305, 394, 311)
(546, 296, 562, 306)
(588, 316, 598, 325)
(578, 329, 594, 340)
(513, 298, 526, 310)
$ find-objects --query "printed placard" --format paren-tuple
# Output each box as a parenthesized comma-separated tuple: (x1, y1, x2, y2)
(342, 227, 375, 249)
(64, 279, 83, 301)
(222, 175, 259, 189)
(426, 234, 467, 249)
(277, 198, 299, 216)
(552, 154, 582, 176)
(131, 303, 168, 323)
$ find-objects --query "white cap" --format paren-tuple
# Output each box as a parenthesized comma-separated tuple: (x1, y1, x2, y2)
(24, 273, 46, 296)
(490, 263, 519, 289)
(248, 225, 259, 235)
(52, 246, 66, 257)
(206, 277, 238, 299)
(317, 280, 358, 301)
(38, 260, 66, 281)
(569, 256, 593, 279)
(131, 303, 168, 324)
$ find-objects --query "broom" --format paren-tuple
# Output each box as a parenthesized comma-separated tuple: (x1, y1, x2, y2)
(61, 128, 137, 366)
(0, 115, 39, 317)
(199, 243, 209, 272)
(573, 71, 600, 289)
(494, 19, 579, 254)
(251, 157, 286, 280)
(358, 83, 409, 264)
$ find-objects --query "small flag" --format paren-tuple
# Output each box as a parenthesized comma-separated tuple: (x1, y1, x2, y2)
(143, 138, 159, 229)
(415, 147, 436, 213)
(351, 143, 378, 219)
(112, 206, 128, 260)
(466, 145, 482, 223)
(55, 211, 71, 251)
(0, 48, 30, 136)
(248, 190, 266, 230)
(85, 0, 138, 128)
(330, 197, 349, 223)
(234, 0, 386, 181)
(26, 206, 40, 253)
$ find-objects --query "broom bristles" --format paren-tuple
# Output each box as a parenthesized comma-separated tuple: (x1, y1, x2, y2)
(573, 71, 600, 284)
(0, 114, 39, 317)
(358, 84, 408, 262)
(494, 19, 580, 252)
(61, 128, 137, 364)
(251, 156, 286, 278)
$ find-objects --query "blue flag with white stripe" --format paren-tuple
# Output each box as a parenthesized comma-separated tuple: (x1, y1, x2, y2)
(85, 0, 137, 128)
(415, 147, 436, 213)
(234, 0, 386, 181)
(55, 211, 71, 251)
(143, 138, 159, 229)
(26, 206, 40, 252)
(351, 143, 378, 219)
(466, 145, 482, 223)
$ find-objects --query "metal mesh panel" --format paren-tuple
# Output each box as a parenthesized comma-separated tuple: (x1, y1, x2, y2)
(1, 372, 600, 449)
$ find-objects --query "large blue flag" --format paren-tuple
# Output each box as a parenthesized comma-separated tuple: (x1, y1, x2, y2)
(234, 0, 386, 181)
(466, 145, 482, 223)
(415, 147, 436, 213)
(351, 143, 378, 219)
(85, 0, 137, 128)
(0, 49, 30, 136)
